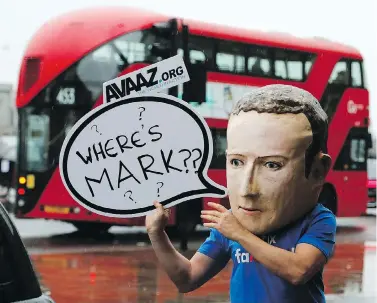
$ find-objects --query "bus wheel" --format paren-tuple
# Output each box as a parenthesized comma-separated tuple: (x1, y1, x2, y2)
(318, 184, 337, 215)
(73, 222, 112, 235)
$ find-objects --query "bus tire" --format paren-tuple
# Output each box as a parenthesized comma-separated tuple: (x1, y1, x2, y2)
(318, 183, 337, 215)
(72, 222, 112, 235)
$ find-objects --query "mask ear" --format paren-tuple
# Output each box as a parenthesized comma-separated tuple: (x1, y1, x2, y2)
(320, 153, 332, 178)
(311, 153, 332, 182)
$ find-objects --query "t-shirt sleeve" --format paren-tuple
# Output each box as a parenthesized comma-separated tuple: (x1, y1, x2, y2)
(297, 209, 336, 261)
(197, 228, 229, 261)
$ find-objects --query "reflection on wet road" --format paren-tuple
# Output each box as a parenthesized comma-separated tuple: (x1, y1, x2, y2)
(23, 215, 376, 303)
(31, 243, 375, 303)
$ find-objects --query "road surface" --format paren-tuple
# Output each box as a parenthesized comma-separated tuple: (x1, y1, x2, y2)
(9, 211, 377, 303)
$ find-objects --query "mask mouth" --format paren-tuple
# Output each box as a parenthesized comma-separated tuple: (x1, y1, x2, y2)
(239, 206, 261, 212)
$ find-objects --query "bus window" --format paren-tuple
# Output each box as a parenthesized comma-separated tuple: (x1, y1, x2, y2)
(216, 41, 245, 73)
(248, 57, 271, 76)
(287, 60, 304, 81)
(22, 108, 50, 172)
(19, 107, 86, 172)
(273, 49, 314, 81)
(76, 44, 120, 100)
(274, 59, 287, 79)
(113, 30, 151, 64)
(334, 127, 369, 171)
(22, 57, 41, 94)
(48, 108, 86, 167)
(351, 61, 363, 87)
(350, 138, 366, 163)
(305, 60, 313, 76)
(187, 36, 215, 68)
(329, 61, 349, 85)
(247, 46, 271, 77)
(190, 49, 206, 64)
(210, 128, 227, 169)
(320, 59, 353, 122)
(33, 29, 170, 109)
(304, 54, 316, 77)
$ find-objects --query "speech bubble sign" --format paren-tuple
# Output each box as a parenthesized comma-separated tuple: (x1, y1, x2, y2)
(59, 93, 228, 218)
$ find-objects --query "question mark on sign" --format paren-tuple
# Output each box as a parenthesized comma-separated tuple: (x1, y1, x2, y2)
(124, 190, 136, 203)
(179, 149, 192, 173)
(156, 182, 164, 197)
(138, 106, 146, 128)
(91, 125, 102, 135)
(191, 148, 203, 173)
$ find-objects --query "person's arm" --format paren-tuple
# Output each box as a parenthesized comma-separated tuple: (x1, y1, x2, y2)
(147, 202, 229, 293)
(149, 230, 227, 292)
(202, 203, 336, 285)
(235, 233, 328, 285)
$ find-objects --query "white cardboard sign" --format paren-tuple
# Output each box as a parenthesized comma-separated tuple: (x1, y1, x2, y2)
(102, 55, 190, 103)
(59, 93, 227, 218)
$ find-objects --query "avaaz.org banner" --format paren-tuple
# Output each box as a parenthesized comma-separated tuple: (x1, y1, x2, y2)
(102, 55, 190, 103)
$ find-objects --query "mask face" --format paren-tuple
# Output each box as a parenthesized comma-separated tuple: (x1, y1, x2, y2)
(226, 111, 322, 235)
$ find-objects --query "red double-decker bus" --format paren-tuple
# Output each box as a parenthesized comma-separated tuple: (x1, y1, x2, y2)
(14, 6, 371, 235)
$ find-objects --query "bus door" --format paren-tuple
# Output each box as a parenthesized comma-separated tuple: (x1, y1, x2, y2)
(319, 59, 370, 216)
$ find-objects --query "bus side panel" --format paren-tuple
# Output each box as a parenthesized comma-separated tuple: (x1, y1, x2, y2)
(326, 88, 369, 216)
(23, 168, 146, 225)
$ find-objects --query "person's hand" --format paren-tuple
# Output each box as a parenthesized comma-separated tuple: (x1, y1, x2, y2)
(201, 202, 247, 242)
(145, 201, 170, 235)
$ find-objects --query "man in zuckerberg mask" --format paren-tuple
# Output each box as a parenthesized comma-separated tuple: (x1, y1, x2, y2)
(146, 84, 336, 303)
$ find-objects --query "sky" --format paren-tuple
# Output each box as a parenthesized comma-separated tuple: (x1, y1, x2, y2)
(1, 0, 376, 134)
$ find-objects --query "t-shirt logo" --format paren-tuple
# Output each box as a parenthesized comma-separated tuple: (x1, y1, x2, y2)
(263, 235, 276, 245)
(234, 248, 253, 263)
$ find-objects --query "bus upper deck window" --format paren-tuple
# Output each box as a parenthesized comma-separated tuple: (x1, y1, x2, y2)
(210, 128, 227, 169)
(190, 49, 206, 64)
(351, 61, 363, 87)
(330, 61, 349, 85)
(248, 57, 271, 77)
(216, 41, 245, 74)
(274, 60, 287, 79)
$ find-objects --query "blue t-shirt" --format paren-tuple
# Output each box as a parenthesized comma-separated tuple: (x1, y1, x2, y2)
(197, 203, 336, 303)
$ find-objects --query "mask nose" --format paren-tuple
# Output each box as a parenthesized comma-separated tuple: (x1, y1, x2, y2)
(239, 161, 259, 197)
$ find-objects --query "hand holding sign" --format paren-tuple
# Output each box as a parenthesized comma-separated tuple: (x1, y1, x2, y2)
(59, 93, 227, 218)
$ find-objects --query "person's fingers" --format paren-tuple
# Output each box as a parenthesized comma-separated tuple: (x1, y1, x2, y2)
(207, 202, 227, 212)
(164, 208, 171, 217)
(154, 201, 168, 217)
(200, 214, 219, 223)
(201, 210, 221, 217)
(203, 222, 217, 228)
(154, 201, 164, 211)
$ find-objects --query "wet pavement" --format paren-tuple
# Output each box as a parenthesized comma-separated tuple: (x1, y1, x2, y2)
(11, 212, 376, 303)
(28, 242, 375, 303)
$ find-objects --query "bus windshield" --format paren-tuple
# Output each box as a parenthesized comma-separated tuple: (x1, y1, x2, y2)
(19, 107, 85, 172)
(20, 107, 50, 172)
(18, 29, 169, 172)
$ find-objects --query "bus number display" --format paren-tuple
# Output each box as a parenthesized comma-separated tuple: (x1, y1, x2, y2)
(56, 87, 76, 105)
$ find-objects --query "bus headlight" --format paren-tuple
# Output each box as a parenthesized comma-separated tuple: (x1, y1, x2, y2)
(18, 199, 25, 207)
(73, 207, 80, 214)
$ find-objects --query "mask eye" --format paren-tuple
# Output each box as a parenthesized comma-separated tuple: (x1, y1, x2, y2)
(265, 161, 282, 170)
(230, 159, 243, 167)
